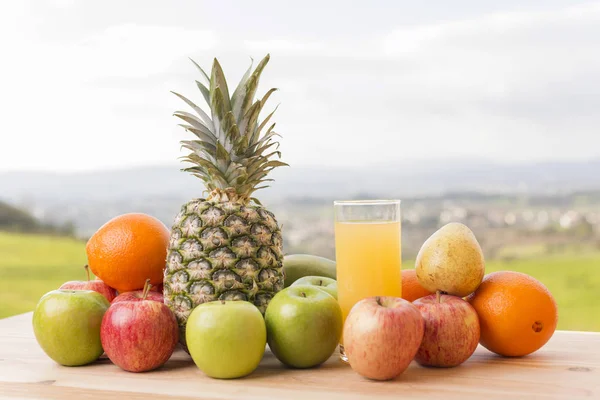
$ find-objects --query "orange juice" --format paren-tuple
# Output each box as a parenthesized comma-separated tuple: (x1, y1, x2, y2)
(334, 220, 402, 328)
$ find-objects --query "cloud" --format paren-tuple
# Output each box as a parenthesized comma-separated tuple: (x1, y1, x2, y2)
(382, 3, 600, 55)
(1, 1, 599, 172)
(254, 3, 600, 166)
(0, 22, 216, 171)
(373, 2, 600, 126)
(74, 24, 216, 78)
(47, 0, 76, 8)
(245, 39, 325, 54)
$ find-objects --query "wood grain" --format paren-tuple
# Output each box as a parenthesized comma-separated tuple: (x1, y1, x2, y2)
(0, 313, 598, 399)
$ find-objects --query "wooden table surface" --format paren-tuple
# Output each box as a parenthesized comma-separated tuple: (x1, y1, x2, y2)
(0, 312, 599, 399)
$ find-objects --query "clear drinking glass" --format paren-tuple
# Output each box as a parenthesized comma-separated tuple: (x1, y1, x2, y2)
(334, 200, 402, 362)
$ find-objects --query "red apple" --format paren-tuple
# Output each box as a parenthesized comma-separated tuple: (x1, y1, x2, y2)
(100, 280, 178, 372)
(413, 293, 480, 367)
(150, 283, 163, 294)
(60, 265, 117, 303)
(343, 296, 424, 381)
(113, 289, 163, 303)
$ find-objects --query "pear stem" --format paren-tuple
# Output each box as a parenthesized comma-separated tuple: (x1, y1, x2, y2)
(84, 265, 90, 282)
(436, 290, 441, 303)
(142, 279, 152, 301)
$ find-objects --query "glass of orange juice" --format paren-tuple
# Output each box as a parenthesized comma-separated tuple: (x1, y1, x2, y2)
(334, 200, 402, 362)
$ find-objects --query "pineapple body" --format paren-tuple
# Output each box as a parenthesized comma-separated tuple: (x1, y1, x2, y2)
(164, 198, 284, 342)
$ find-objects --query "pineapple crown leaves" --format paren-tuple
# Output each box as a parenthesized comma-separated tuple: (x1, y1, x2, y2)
(172, 54, 288, 202)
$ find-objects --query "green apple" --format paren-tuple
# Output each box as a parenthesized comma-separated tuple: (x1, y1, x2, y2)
(291, 276, 337, 299)
(32, 289, 110, 366)
(186, 300, 266, 379)
(265, 285, 342, 368)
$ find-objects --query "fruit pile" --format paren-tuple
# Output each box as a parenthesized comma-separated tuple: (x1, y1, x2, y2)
(343, 222, 558, 380)
(32, 212, 343, 375)
(32, 215, 558, 381)
(31, 54, 558, 382)
(33, 213, 177, 371)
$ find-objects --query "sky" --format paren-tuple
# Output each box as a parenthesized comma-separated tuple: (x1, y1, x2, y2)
(1, 0, 599, 172)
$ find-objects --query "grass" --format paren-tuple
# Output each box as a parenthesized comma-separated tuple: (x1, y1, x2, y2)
(1, 231, 599, 332)
(0, 232, 88, 318)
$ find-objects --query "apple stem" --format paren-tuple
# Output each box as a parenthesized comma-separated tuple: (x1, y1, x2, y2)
(142, 279, 152, 301)
(84, 264, 90, 282)
(319, 279, 322, 286)
(436, 290, 441, 303)
(300, 292, 307, 298)
(376, 296, 382, 306)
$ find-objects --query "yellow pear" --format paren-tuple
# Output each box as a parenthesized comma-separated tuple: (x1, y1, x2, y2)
(415, 222, 485, 297)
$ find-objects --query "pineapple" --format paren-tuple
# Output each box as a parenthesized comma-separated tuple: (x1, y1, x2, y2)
(164, 54, 287, 344)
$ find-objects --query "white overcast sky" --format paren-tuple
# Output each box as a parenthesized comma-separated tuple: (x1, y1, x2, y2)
(1, 0, 599, 172)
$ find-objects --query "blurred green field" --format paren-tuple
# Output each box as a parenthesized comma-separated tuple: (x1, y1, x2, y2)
(1, 231, 599, 331)
(0, 232, 88, 318)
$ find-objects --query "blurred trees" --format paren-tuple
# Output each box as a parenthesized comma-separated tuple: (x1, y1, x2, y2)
(0, 201, 75, 236)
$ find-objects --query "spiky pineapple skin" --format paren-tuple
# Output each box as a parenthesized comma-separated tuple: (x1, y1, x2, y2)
(164, 198, 284, 345)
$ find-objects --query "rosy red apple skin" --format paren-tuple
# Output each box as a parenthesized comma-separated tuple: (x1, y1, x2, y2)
(413, 294, 480, 367)
(343, 296, 424, 381)
(112, 290, 164, 303)
(100, 299, 178, 372)
(60, 280, 117, 303)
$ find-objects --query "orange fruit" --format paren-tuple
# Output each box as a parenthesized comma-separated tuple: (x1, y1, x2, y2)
(466, 271, 558, 357)
(401, 269, 434, 302)
(86, 213, 170, 293)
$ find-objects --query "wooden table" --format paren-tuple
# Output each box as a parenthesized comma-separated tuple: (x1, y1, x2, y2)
(1, 313, 599, 399)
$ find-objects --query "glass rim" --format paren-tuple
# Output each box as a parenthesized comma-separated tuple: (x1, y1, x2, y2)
(333, 199, 401, 206)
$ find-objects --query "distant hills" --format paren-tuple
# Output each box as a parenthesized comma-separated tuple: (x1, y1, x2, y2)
(0, 200, 75, 236)
(0, 200, 40, 232)
(1, 159, 598, 237)
(1, 159, 599, 204)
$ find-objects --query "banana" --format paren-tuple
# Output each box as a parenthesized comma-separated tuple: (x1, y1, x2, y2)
(283, 254, 336, 287)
